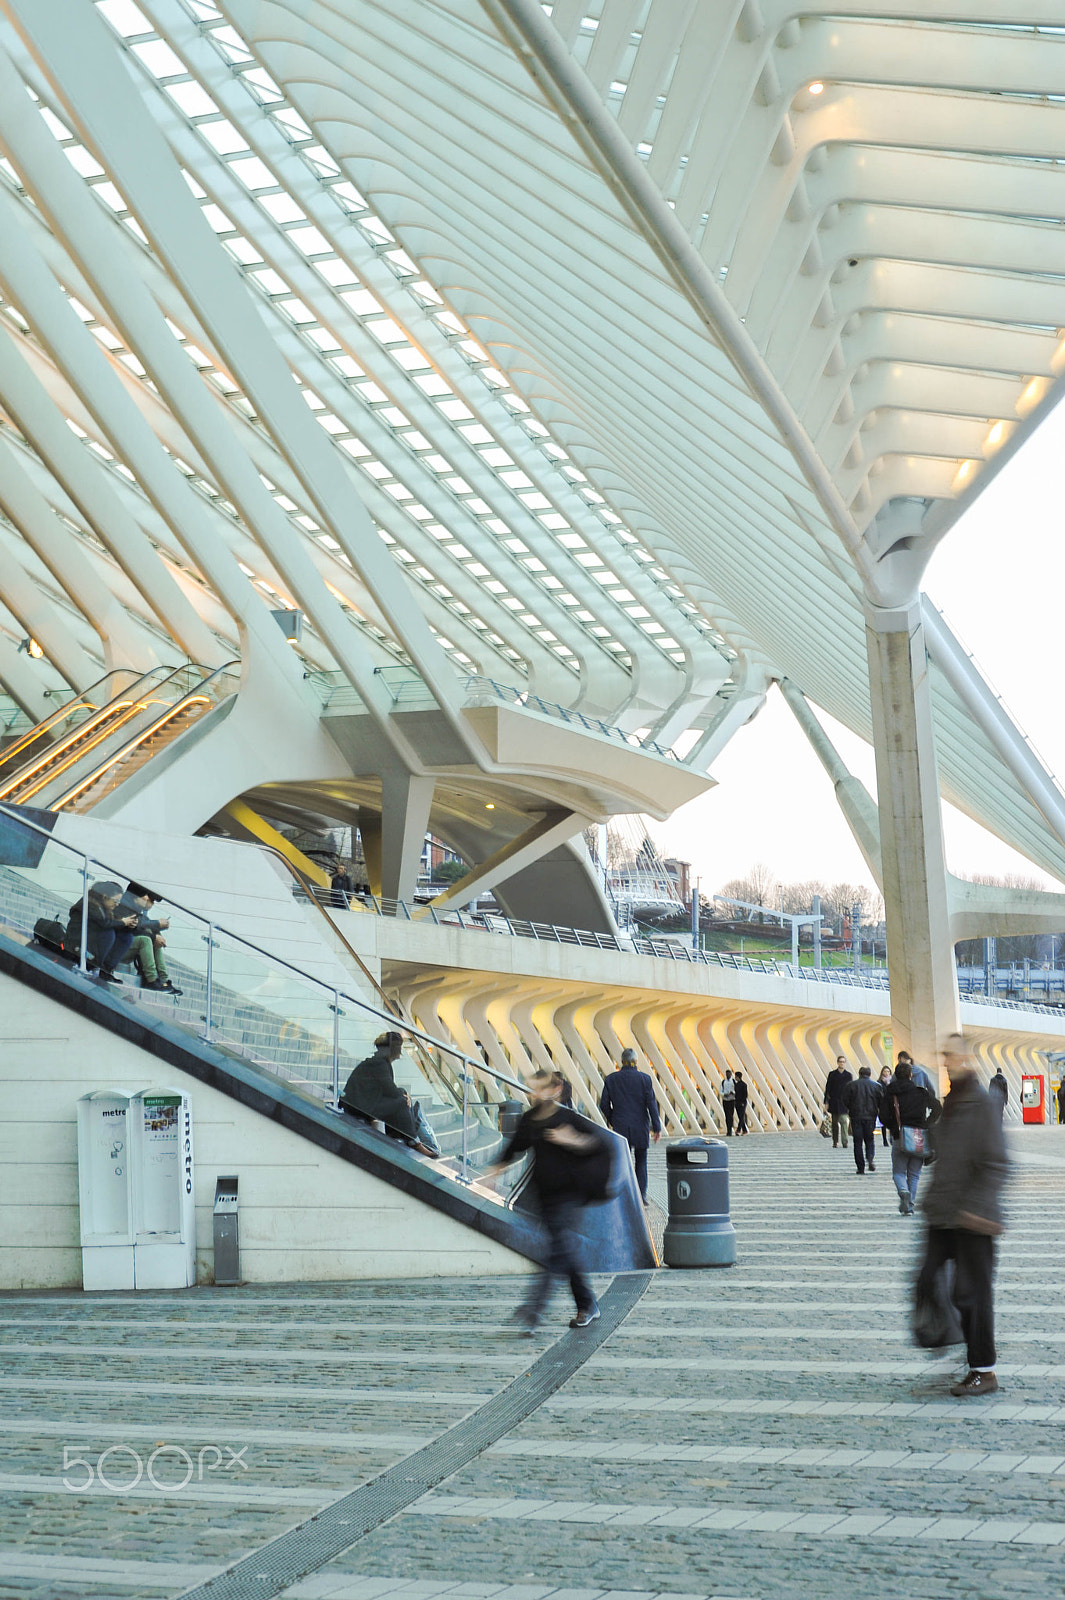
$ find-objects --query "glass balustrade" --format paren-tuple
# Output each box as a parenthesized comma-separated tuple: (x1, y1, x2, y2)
(0, 802, 530, 1187)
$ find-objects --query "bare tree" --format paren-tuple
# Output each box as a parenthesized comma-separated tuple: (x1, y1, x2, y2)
(719, 862, 779, 918)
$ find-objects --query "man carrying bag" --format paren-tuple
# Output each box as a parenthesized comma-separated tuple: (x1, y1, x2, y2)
(913, 1034, 1009, 1397)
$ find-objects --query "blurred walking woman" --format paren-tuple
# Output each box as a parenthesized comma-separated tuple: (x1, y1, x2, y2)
(884, 1060, 940, 1215)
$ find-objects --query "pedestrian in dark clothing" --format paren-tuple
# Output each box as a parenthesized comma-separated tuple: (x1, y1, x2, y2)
(330, 864, 355, 908)
(915, 1034, 1008, 1397)
(897, 1050, 936, 1095)
(599, 1047, 661, 1203)
(883, 1060, 940, 1214)
(118, 883, 181, 994)
(988, 1069, 1009, 1122)
(340, 1031, 436, 1156)
(1058, 1079, 1065, 1127)
(721, 1069, 736, 1135)
(733, 1071, 750, 1134)
(824, 1057, 853, 1147)
(489, 1069, 608, 1333)
(878, 1066, 893, 1145)
(844, 1066, 882, 1174)
(65, 880, 137, 984)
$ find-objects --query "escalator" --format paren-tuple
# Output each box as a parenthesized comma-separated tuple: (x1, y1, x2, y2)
(0, 662, 237, 813)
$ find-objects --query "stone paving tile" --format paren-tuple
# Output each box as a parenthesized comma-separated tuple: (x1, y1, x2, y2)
(2, 1129, 1064, 1600)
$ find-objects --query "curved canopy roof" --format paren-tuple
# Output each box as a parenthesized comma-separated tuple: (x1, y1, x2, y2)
(1, 0, 1064, 878)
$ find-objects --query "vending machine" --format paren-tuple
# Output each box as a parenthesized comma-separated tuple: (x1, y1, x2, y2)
(76, 1090, 137, 1291)
(77, 1088, 195, 1290)
(1021, 1074, 1046, 1126)
(131, 1090, 196, 1289)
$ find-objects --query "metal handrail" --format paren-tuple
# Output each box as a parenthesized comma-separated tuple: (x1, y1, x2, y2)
(0, 664, 211, 806)
(0, 802, 530, 1182)
(310, 885, 1065, 1017)
(0, 667, 143, 775)
(50, 660, 240, 811)
(461, 673, 676, 759)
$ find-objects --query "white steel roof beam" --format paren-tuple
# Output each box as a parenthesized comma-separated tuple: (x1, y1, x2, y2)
(6, 0, 476, 759)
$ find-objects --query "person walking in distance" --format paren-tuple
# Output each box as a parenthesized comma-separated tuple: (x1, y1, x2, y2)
(599, 1047, 661, 1205)
(884, 1060, 940, 1215)
(844, 1065, 882, 1175)
(721, 1069, 736, 1136)
(915, 1034, 1008, 1397)
(488, 1069, 608, 1333)
(897, 1049, 935, 1095)
(988, 1067, 1009, 1123)
(878, 1066, 894, 1147)
(824, 1056, 853, 1147)
(1058, 1077, 1065, 1127)
(733, 1070, 750, 1135)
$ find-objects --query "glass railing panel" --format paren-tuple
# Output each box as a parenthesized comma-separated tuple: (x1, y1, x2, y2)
(203, 928, 337, 1100)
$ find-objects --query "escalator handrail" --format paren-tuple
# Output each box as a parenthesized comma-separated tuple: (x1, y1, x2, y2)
(0, 664, 211, 803)
(0, 667, 144, 775)
(50, 660, 240, 811)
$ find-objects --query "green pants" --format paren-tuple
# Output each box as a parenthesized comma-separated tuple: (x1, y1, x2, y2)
(132, 934, 168, 983)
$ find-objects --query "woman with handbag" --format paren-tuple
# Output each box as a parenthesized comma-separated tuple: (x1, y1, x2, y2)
(884, 1059, 940, 1215)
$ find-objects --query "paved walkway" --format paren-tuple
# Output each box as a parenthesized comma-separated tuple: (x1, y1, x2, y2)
(3, 1129, 1065, 1600)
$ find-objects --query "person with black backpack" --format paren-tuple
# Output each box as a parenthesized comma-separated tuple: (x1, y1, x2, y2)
(488, 1068, 610, 1334)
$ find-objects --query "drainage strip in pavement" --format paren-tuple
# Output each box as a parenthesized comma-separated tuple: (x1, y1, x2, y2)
(177, 1271, 652, 1600)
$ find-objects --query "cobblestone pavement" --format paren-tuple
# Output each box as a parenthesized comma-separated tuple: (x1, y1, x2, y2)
(2, 1129, 1064, 1600)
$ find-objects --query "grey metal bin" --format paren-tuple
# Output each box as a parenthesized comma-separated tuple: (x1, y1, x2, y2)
(662, 1138, 736, 1267)
(212, 1176, 240, 1286)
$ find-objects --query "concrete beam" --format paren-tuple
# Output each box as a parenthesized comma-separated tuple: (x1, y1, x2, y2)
(425, 808, 590, 915)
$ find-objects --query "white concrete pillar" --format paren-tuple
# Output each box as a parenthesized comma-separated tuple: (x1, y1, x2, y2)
(378, 772, 435, 904)
(865, 599, 959, 1074)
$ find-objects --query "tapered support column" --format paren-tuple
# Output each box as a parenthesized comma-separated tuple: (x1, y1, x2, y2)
(865, 600, 959, 1076)
(376, 772, 435, 904)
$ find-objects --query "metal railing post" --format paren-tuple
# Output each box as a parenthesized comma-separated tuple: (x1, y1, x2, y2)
(202, 921, 215, 1040)
(331, 990, 341, 1107)
(461, 1055, 470, 1184)
(78, 856, 90, 974)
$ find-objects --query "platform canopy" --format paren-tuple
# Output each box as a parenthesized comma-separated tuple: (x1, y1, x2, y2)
(1, 0, 1065, 877)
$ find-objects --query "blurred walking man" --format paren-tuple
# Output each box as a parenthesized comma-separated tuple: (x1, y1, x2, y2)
(916, 1034, 1009, 1398)
(489, 1070, 608, 1334)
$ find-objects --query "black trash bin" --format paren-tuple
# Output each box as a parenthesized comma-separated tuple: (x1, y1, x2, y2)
(663, 1137, 736, 1267)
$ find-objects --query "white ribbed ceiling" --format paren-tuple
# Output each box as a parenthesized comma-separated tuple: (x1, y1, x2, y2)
(1, 0, 1065, 879)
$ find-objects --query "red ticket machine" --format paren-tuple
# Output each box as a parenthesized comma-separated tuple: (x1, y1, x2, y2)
(1021, 1075, 1045, 1125)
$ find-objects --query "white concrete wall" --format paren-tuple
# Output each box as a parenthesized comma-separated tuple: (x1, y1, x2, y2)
(0, 972, 526, 1290)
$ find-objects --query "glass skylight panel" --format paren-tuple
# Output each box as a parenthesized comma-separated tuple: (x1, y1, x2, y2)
(79, 5, 706, 685)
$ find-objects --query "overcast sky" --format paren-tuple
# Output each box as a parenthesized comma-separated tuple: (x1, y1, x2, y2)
(656, 403, 1065, 899)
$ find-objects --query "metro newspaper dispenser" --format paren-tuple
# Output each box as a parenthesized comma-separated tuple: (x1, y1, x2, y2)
(76, 1090, 137, 1291)
(77, 1088, 195, 1290)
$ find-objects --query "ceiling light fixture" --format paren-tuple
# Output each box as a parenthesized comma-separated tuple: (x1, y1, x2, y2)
(808, 80, 825, 95)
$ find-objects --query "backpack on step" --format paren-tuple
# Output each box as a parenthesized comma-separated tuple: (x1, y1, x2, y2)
(33, 918, 68, 956)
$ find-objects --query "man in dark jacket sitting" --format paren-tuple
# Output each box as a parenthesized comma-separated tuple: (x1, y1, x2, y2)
(341, 1031, 435, 1156)
(916, 1033, 1009, 1398)
(844, 1065, 883, 1175)
(599, 1047, 661, 1204)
